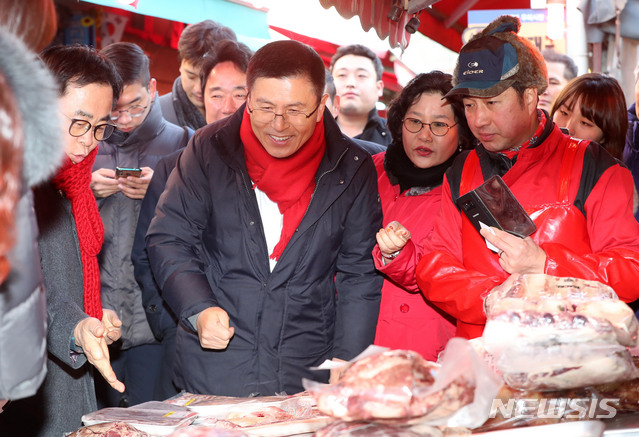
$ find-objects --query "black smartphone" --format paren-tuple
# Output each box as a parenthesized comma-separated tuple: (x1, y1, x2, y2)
(115, 167, 142, 178)
(455, 175, 536, 238)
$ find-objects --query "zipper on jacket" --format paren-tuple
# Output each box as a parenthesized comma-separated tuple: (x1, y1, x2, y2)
(302, 147, 350, 218)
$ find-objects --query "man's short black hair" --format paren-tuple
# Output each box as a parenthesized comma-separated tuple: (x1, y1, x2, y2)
(247, 40, 325, 101)
(178, 19, 237, 68)
(101, 42, 150, 87)
(329, 44, 383, 81)
(199, 39, 253, 95)
(40, 44, 122, 104)
(541, 49, 578, 81)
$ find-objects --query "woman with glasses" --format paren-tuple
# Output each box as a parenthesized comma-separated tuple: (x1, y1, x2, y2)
(372, 72, 474, 360)
(1, 45, 124, 437)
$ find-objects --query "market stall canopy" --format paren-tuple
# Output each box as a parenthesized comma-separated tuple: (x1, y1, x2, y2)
(319, 0, 534, 52)
(80, 0, 270, 41)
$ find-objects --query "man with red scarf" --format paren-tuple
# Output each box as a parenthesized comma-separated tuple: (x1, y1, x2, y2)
(375, 15, 639, 340)
(146, 40, 383, 396)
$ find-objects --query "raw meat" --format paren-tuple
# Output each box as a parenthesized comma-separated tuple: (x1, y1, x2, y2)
(308, 350, 473, 421)
(67, 422, 151, 436)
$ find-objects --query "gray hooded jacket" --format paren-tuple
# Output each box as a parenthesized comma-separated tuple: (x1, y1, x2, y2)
(0, 28, 63, 401)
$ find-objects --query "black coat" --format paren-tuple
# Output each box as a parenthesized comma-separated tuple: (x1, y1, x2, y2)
(146, 107, 383, 396)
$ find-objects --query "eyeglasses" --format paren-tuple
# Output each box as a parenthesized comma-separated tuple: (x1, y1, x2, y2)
(247, 101, 321, 125)
(403, 118, 457, 136)
(110, 104, 148, 121)
(62, 114, 116, 141)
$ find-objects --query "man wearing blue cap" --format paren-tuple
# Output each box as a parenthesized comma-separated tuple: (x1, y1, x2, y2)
(374, 15, 639, 339)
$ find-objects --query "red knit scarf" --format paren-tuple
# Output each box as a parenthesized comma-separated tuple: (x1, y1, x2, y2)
(240, 107, 326, 260)
(53, 148, 104, 320)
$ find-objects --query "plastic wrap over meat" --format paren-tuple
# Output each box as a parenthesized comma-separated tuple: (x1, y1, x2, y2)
(67, 421, 151, 437)
(482, 274, 639, 390)
(304, 339, 502, 429)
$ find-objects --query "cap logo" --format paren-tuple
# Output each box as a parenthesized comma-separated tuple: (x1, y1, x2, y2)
(468, 61, 479, 68)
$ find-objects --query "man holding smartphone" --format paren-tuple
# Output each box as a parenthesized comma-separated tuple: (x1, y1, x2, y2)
(91, 42, 190, 407)
(375, 15, 639, 340)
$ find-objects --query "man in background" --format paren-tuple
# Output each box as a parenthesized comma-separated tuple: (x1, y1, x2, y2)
(538, 48, 578, 113)
(330, 44, 392, 147)
(131, 39, 250, 400)
(92, 42, 190, 406)
(325, 69, 385, 155)
(201, 39, 252, 124)
(159, 19, 236, 130)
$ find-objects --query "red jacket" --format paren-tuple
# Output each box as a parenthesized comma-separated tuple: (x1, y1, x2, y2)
(371, 153, 455, 360)
(378, 122, 639, 340)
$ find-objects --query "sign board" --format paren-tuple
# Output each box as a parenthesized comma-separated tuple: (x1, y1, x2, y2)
(465, 9, 567, 54)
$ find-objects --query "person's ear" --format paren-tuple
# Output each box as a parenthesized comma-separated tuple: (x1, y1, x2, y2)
(148, 78, 157, 98)
(524, 88, 538, 113)
(316, 93, 330, 122)
(377, 79, 384, 98)
(333, 94, 341, 116)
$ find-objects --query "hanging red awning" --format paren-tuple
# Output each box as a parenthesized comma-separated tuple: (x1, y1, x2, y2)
(319, 0, 534, 52)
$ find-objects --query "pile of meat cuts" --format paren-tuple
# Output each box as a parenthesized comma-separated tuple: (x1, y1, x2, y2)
(482, 274, 639, 390)
(306, 349, 475, 423)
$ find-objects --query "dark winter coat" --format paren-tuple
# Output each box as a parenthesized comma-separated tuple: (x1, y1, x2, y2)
(146, 106, 383, 396)
(94, 98, 190, 349)
(354, 108, 392, 147)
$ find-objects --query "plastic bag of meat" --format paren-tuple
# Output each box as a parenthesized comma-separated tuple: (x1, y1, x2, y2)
(66, 421, 151, 436)
(303, 339, 502, 429)
(483, 274, 620, 317)
(484, 275, 639, 347)
(481, 274, 639, 390)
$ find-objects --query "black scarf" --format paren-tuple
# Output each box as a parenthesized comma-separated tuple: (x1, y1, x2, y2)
(172, 76, 207, 130)
(384, 139, 459, 194)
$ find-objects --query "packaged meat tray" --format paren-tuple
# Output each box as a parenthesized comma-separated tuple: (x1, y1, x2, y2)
(167, 392, 330, 436)
(81, 401, 197, 436)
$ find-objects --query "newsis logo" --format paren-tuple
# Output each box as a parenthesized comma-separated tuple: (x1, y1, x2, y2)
(489, 398, 618, 420)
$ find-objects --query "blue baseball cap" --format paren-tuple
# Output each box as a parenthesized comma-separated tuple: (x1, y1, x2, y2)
(445, 35, 520, 98)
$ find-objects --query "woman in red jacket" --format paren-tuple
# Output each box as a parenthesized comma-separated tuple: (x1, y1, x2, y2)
(372, 72, 474, 360)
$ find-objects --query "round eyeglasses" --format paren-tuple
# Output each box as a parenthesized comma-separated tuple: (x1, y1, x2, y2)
(247, 102, 321, 126)
(403, 118, 457, 136)
(62, 114, 116, 141)
(110, 104, 147, 121)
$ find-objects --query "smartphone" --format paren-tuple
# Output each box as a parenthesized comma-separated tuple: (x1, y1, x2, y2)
(115, 167, 142, 178)
(455, 175, 536, 238)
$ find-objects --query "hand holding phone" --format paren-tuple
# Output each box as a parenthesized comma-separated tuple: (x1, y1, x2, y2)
(456, 175, 536, 239)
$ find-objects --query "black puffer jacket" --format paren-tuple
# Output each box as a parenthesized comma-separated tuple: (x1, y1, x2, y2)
(147, 106, 383, 396)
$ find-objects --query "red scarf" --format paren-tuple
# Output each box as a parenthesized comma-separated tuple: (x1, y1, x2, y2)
(240, 107, 326, 260)
(53, 148, 104, 320)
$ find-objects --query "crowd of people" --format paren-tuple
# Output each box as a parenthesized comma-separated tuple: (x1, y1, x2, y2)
(1, 2, 639, 436)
